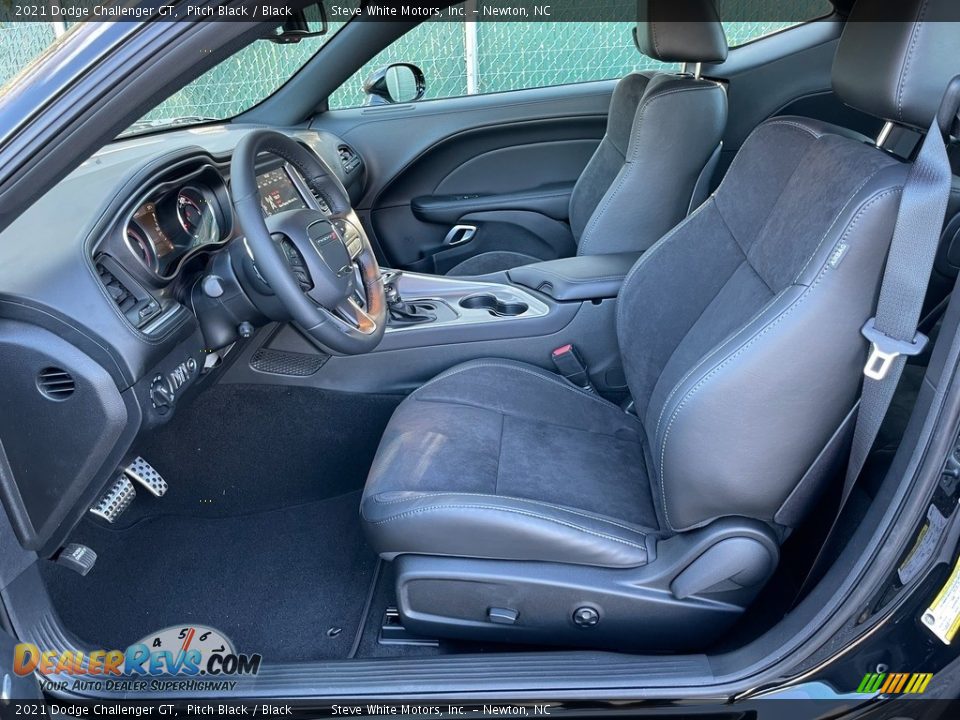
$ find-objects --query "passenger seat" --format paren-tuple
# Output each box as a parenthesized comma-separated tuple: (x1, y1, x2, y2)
(446, 0, 729, 275)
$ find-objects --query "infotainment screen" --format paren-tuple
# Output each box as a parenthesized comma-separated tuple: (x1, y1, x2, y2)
(257, 168, 307, 216)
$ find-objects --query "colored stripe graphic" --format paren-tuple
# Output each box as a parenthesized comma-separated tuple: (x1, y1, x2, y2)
(857, 672, 932, 694)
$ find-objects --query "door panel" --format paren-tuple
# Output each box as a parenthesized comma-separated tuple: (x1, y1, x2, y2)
(313, 81, 616, 271)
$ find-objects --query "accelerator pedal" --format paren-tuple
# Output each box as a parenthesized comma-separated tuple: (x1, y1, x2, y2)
(124, 456, 168, 497)
(89, 475, 136, 523)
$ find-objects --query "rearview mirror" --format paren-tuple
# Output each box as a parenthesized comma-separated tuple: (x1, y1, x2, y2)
(266, 2, 328, 44)
(363, 63, 426, 105)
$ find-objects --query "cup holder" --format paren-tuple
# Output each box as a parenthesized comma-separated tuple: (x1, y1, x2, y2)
(459, 293, 528, 317)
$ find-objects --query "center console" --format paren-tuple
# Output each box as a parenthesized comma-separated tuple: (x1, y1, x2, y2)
(229, 252, 643, 396)
(382, 270, 549, 330)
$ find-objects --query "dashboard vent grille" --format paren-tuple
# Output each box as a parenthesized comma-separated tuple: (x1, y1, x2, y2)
(37, 367, 75, 400)
(337, 145, 362, 174)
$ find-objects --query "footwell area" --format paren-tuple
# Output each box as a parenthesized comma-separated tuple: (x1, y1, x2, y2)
(41, 382, 401, 661)
(42, 491, 376, 662)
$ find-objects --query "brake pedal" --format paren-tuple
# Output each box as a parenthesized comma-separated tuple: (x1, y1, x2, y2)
(89, 476, 136, 523)
(124, 456, 168, 497)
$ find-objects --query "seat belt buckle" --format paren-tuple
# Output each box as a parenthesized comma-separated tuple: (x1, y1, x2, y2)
(861, 318, 928, 381)
(551, 343, 595, 392)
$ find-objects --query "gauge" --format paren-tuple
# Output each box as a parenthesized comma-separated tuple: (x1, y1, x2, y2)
(125, 222, 158, 271)
(176, 185, 219, 247)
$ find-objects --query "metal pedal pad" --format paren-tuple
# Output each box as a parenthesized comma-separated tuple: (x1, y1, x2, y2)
(89, 476, 136, 523)
(124, 456, 168, 497)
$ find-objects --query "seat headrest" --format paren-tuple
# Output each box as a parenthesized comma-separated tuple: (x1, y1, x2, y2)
(636, 0, 728, 64)
(832, 0, 960, 129)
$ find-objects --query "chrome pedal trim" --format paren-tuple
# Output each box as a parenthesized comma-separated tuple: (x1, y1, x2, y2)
(124, 456, 168, 497)
(89, 476, 136, 523)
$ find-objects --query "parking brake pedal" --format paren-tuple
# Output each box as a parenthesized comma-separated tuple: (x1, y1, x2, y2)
(124, 456, 168, 497)
(55, 543, 97, 576)
(89, 475, 136, 523)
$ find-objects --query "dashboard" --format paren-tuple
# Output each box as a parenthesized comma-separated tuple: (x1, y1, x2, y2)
(0, 124, 366, 555)
(257, 167, 309, 216)
(125, 164, 231, 277)
(122, 162, 320, 279)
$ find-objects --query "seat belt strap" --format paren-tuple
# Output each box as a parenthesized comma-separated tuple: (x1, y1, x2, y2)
(797, 77, 960, 599)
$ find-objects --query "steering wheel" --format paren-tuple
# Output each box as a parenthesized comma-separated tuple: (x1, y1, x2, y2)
(231, 130, 386, 354)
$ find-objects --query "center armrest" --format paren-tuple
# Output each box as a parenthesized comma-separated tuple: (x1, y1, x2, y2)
(507, 252, 641, 301)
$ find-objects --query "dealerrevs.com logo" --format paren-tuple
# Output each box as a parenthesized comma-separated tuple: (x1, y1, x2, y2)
(14, 625, 262, 693)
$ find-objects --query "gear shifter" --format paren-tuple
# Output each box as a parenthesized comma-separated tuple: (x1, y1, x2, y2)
(383, 270, 437, 325)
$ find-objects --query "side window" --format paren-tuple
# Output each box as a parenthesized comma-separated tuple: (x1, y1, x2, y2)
(327, 0, 834, 110)
(719, 0, 833, 46)
(328, 20, 674, 110)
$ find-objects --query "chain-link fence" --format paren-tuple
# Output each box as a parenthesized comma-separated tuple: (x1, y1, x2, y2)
(1, 0, 830, 120)
(326, 16, 821, 108)
(0, 22, 56, 90)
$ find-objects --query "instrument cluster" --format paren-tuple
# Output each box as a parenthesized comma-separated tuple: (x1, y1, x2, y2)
(124, 163, 232, 278)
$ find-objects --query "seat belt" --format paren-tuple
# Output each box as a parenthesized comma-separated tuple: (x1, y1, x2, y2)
(796, 77, 960, 599)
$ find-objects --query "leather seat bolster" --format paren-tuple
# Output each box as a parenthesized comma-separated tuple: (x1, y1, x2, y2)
(361, 491, 652, 568)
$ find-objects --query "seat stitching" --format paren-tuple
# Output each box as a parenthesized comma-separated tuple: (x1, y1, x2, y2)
(737, 139, 820, 262)
(897, 1, 930, 122)
(653, 156, 883, 440)
(710, 120, 823, 206)
(409, 395, 643, 442)
(761, 119, 823, 139)
(792, 165, 891, 282)
(370, 492, 650, 533)
(578, 83, 724, 256)
(615, 198, 717, 333)
(415, 360, 623, 413)
(653, 283, 790, 442)
(526, 267, 629, 284)
(647, 250, 754, 435)
(657, 188, 902, 530)
(367, 504, 648, 552)
(494, 413, 504, 495)
(653, 160, 883, 440)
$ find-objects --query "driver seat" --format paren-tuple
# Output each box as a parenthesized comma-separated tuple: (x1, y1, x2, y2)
(361, 1, 960, 651)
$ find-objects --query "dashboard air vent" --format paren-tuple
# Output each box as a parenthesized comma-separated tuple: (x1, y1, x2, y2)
(37, 367, 75, 400)
(337, 145, 362, 174)
(95, 257, 162, 329)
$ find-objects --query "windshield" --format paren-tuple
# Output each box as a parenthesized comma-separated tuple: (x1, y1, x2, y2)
(122, 8, 355, 136)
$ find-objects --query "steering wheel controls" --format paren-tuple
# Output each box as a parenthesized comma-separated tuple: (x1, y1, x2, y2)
(89, 475, 136, 523)
(124, 456, 168, 497)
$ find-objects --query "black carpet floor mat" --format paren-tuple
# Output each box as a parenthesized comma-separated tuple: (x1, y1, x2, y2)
(42, 491, 377, 662)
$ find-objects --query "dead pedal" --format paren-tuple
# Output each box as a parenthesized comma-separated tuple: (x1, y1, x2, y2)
(89, 475, 136, 523)
(124, 456, 168, 497)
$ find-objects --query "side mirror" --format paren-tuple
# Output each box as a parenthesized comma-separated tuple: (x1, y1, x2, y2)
(363, 63, 426, 105)
(266, 2, 328, 44)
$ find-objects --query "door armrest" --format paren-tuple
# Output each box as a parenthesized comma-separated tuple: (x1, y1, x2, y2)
(507, 252, 641, 302)
(411, 182, 575, 225)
